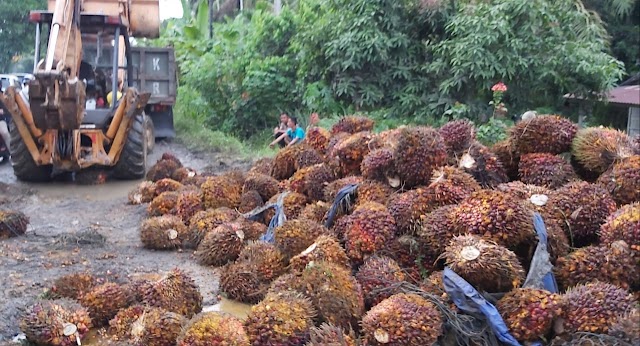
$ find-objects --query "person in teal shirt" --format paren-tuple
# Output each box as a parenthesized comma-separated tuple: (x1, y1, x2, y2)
(270, 116, 305, 148)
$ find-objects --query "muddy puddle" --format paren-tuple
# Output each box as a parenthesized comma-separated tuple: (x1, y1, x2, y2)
(27, 179, 141, 202)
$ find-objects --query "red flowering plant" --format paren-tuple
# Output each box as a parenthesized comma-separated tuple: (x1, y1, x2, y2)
(489, 81, 508, 118)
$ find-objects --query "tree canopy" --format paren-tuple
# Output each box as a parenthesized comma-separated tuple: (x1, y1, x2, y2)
(0, 0, 46, 72)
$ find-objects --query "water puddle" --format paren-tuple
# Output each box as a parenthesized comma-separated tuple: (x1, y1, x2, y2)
(28, 179, 142, 202)
(204, 297, 254, 320)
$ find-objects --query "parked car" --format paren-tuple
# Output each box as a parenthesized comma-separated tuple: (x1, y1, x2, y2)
(0, 74, 22, 92)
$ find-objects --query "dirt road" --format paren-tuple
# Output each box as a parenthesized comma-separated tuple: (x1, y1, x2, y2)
(0, 140, 252, 343)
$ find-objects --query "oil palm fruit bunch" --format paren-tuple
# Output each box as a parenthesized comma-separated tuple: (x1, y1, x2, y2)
(416, 204, 459, 257)
(288, 235, 350, 272)
(232, 216, 267, 241)
(108, 304, 145, 340)
(153, 178, 184, 196)
(508, 114, 578, 155)
(249, 157, 273, 176)
(439, 234, 525, 293)
(354, 179, 395, 208)
(244, 291, 317, 346)
(608, 307, 640, 345)
(132, 307, 187, 346)
(361, 293, 443, 346)
(175, 190, 204, 225)
(238, 190, 264, 214)
(554, 241, 639, 291)
(457, 141, 509, 188)
(438, 119, 476, 156)
(323, 175, 363, 202)
(80, 282, 133, 326)
(177, 312, 250, 346)
(452, 189, 534, 249)
(368, 128, 402, 150)
(128, 181, 156, 204)
(186, 207, 239, 248)
(552, 181, 617, 246)
(289, 163, 335, 201)
(386, 190, 432, 235)
(380, 235, 430, 282)
(299, 201, 330, 223)
(236, 241, 286, 283)
(560, 281, 637, 334)
(124, 278, 155, 304)
(419, 271, 451, 305)
(271, 144, 304, 180)
(146, 157, 182, 182)
(270, 261, 365, 330)
(339, 202, 397, 263)
(200, 175, 242, 210)
(274, 218, 331, 259)
(305, 323, 357, 346)
(222, 169, 246, 186)
(142, 268, 202, 318)
(333, 131, 373, 175)
(393, 126, 448, 188)
(171, 166, 197, 183)
(220, 261, 266, 304)
(491, 139, 520, 180)
(599, 203, 639, 259)
(147, 191, 179, 216)
(20, 299, 92, 346)
(518, 153, 577, 188)
(428, 165, 481, 206)
(0, 209, 29, 239)
(160, 152, 182, 165)
(140, 214, 188, 250)
(196, 222, 246, 266)
(46, 272, 97, 300)
(330, 115, 375, 134)
(360, 148, 397, 185)
(242, 172, 280, 201)
(264, 192, 308, 222)
(597, 155, 640, 205)
(355, 255, 407, 308)
(571, 127, 635, 175)
(306, 126, 331, 153)
(294, 145, 325, 170)
(497, 288, 563, 342)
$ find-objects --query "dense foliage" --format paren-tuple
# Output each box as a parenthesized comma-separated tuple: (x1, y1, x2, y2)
(0, 0, 47, 71)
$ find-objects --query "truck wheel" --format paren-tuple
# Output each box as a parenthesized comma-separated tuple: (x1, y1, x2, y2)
(9, 121, 52, 182)
(143, 114, 155, 153)
(112, 114, 147, 180)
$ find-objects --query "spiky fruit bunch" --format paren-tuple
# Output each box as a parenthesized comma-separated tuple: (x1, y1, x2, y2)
(177, 312, 250, 346)
(20, 299, 92, 346)
(264, 192, 308, 222)
(597, 155, 640, 205)
(174, 190, 204, 225)
(81, 282, 132, 326)
(428, 166, 481, 206)
(416, 205, 460, 257)
(275, 218, 331, 259)
(124, 278, 154, 304)
(160, 152, 182, 165)
(269, 261, 365, 330)
(361, 148, 397, 184)
(497, 181, 551, 200)
(554, 241, 639, 291)
(333, 131, 373, 175)
(305, 323, 357, 346)
(440, 234, 525, 293)
(354, 180, 395, 207)
(323, 176, 363, 202)
(393, 126, 448, 188)
(200, 175, 242, 210)
(571, 127, 635, 175)
(140, 215, 188, 250)
(47, 272, 97, 300)
(385, 190, 429, 234)
(237, 241, 286, 282)
(600, 203, 640, 257)
(457, 141, 508, 188)
(0, 210, 29, 239)
(220, 262, 266, 304)
(452, 190, 534, 249)
(491, 139, 520, 180)
(108, 304, 145, 340)
(438, 119, 476, 155)
(233, 217, 268, 241)
(552, 181, 617, 246)
(289, 163, 335, 201)
(518, 153, 577, 188)
(497, 288, 563, 342)
(361, 293, 443, 346)
(295, 145, 325, 170)
(368, 128, 402, 151)
(171, 167, 197, 183)
(249, 158, 273, 176)
(133, 307, 187, 346)
(608, 307, 640, 345)
(561, 282, 636, 334)
(242, 173, 280, 201)
(153, 178, 184, 196)
(508, 114, 578, 155)
(147, 191, 179, 216)
(419, 271, 450, 303)
(146, 159, 182, 182)
(340, 202, 397, 262)
(222, 170, 246, 186)
(128, 181, 156, 204)
(142, 268, 202, 318)
(299, 201, 330, 223)
(379, 235, 430, 282)
(238, 190, 263, 214)
(244, 291, 317, 346)
(196, 222, 246, 266)
(330, 115, 375, 134)
(186, 207, 239, 248)
(272, 145, 304, 180)
(355, 256, 407, 308)
(289, 235, 350, 272)
(306, 127, 332, 153)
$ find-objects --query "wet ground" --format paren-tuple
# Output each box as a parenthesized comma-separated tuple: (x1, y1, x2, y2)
(0, 139, 253, 344)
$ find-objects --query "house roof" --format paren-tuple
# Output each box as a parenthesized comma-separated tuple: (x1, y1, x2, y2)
(606, 85, 640, 106)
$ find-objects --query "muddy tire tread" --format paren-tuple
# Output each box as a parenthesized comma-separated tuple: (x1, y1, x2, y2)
(9, 122, 52, 181)
(112, 115, 147, 180)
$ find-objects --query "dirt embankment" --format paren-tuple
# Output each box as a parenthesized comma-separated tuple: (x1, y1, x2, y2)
(0, 140, 252, 343)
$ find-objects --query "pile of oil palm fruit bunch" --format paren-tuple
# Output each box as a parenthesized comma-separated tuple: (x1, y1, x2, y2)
(0, 209, 29, 239)
(121, 115, 640, 346)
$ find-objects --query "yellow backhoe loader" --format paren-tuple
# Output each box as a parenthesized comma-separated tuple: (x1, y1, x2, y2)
(0, 0, 161, 181)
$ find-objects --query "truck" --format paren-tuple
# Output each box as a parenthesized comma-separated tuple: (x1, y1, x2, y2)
(0, 0, 173, 182)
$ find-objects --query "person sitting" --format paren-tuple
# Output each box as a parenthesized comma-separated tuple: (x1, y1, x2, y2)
(106, 78, 123, 107)
(272, 113, 289, 148)
(270, 116, 305, 148)
(306, 112, 320, 131)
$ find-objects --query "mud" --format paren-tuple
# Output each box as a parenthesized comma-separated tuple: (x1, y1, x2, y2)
(0, 139, 253, 343)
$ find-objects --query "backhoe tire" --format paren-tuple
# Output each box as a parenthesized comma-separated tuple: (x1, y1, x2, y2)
(9, 121, 52, 182)
(143, 114, 155, 153)
(112, 114, 147, 180)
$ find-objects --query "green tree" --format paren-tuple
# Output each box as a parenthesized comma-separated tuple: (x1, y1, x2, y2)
(0, 0, 46, 71)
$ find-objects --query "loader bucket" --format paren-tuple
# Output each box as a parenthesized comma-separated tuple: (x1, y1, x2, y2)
(28, 75, 86, 131)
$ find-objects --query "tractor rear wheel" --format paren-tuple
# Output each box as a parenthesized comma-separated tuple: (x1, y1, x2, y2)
(9, 121, 52, 182)
(112, 114, 147, 180)
(143, 114, 155, 153)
